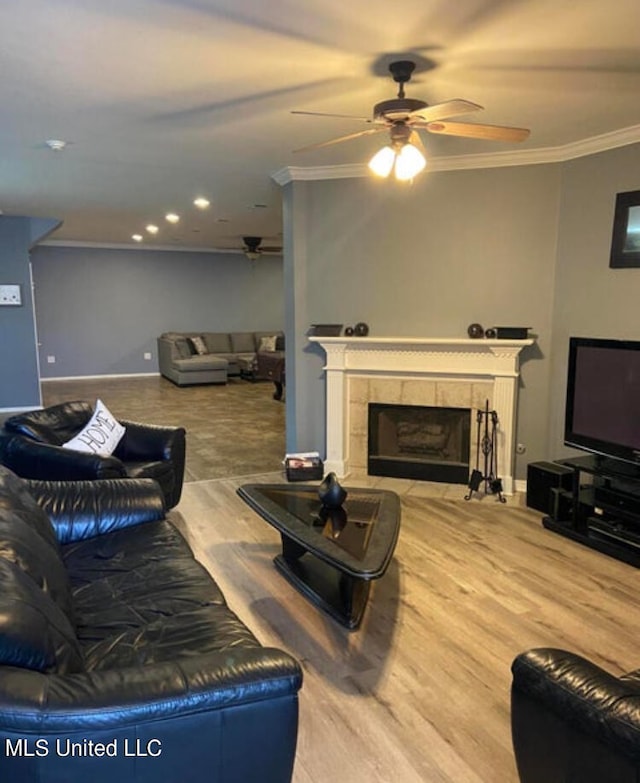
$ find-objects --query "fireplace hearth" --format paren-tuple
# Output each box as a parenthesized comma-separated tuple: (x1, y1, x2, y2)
(368, 403, 471, 483)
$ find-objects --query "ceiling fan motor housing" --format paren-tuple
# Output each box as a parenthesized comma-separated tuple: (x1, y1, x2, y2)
(374, 97, 428, 121)
(243, 236, 262, 252)
(388, 60, 416, 84)
(389, 123, 412, 146)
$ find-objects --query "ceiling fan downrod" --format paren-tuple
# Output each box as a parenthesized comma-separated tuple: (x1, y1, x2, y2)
(388, 60, 416, 99)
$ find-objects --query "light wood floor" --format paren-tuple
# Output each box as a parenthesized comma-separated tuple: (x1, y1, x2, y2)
(42, 376, 640, 782)
(176, 476, 640, 783)
(42, 375, 286, 481)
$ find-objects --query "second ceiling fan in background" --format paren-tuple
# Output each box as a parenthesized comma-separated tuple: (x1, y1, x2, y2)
(242, 236, 283, 260)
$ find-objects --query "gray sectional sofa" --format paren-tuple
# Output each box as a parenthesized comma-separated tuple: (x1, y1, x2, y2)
(157, 331, 283, 386)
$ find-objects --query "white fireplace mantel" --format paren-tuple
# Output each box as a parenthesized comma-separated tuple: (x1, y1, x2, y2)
(308, 335, 534, 493)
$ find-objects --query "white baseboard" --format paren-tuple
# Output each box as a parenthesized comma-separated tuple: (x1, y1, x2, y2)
(0, 405, 42, 415)
(41, 372, 161, 382)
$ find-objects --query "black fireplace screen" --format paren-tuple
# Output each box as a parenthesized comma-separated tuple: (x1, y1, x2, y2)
(368, 403, 471, 483)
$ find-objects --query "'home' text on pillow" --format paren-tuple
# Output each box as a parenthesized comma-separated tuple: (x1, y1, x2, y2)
(62, 400, 125, 456)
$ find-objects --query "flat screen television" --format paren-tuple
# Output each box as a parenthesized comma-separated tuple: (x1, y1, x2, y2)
(565, 337, 640, 466)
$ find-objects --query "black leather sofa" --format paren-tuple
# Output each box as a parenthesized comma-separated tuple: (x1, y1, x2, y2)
(0, 465, 302, 783)
(511, 647, 640, 782)
(0, 401, 186, 509)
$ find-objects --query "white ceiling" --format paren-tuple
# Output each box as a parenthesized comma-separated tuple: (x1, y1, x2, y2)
(1, 0, 639, 252)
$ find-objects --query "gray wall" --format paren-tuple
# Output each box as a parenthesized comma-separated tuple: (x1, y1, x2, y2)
(0, 216, 59, 409)
(284, 144, 640, 479)
(547, 143, 640, 458)
(30, 246, 284, 378)
(282, 181, 331, 455)
(5, 143, 639, 481)
(285, 164, 563, 476)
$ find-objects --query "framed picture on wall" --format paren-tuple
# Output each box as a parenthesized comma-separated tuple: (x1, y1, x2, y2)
(610, 189, 640, 268)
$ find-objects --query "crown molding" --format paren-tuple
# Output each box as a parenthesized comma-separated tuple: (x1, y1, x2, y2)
(40, 240, 248, 254)
(39, 239, 284, 256)
(272, 124, 640, 184)
(271, 165, 365, 184)
(555, 124, 640, 160)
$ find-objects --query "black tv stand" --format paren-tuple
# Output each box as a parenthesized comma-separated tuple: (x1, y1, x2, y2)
(542, 454, 640, 567)
(590, 454, 640, 481)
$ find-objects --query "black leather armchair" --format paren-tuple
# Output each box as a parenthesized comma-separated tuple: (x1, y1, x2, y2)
(511, 647, 640, 782)
(0, 401, 186, 508)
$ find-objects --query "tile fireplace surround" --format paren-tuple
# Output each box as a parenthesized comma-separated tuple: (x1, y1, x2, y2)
(308, 336, 534, 495)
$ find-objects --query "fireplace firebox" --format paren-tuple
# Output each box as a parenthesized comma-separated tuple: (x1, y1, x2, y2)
(368, 403, 471, 483)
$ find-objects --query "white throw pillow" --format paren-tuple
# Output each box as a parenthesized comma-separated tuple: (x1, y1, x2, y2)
(188, 335, 208, 355)
(62, 399, 125, 456)
(259, 335, 277, 352)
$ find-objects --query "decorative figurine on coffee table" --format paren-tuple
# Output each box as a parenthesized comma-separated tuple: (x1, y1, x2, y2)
(318, 472, 347, 508)
(317, 505, 347, 538)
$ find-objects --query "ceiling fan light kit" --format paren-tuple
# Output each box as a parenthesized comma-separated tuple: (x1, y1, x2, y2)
(368, 118, 426, 180)
(368, 146, 396, 177)
(368, 143, 426, 180)
(293, 58, 529, 182)
(394, 143, 427, 180)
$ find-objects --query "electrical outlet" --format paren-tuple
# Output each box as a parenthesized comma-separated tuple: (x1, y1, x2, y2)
(0, 285, 22, 306)
(47, 355, 56, 364)
(144, 352, 152, 360)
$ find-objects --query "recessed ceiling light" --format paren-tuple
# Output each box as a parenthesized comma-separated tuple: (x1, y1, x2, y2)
(45, 139, 67, 152)
(165, 213, 180, 224)
(146, 224, 159, 234)
(193, 197, 210, 209)
(132, 234, 143, 242)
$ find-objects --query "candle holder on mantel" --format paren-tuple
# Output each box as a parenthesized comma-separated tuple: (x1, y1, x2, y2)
(464, 400, 506, 503)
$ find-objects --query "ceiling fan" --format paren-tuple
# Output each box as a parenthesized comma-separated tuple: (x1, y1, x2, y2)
(242, 236, 283, 260)
(292, 60, 530, 178)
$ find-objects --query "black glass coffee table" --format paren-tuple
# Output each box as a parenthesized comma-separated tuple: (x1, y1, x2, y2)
(237, 483, 401, 629)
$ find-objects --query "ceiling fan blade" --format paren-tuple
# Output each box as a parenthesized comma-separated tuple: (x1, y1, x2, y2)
(293, 127, 384, 153)
(291, 110, 372, 123)
(409, 130, 427, 155)
(409, 99, 483, 122)
(425, 121, 530, 142)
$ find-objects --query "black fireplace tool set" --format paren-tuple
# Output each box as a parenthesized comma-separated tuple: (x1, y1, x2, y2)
(465, 400, 506, 503)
